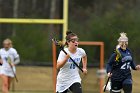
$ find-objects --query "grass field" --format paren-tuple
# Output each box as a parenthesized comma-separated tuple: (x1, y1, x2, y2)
(0, 66, 53, 93)
(0, 66, 140, 93)
(10, 91, 50, 93)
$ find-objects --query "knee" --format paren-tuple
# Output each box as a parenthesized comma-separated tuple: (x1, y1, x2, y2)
(123, 84, 132, 93)
(123, 79, 132, 93)
(3, 83, 8, 88)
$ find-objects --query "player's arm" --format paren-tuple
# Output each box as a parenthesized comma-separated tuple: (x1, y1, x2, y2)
(106, 53, 116, 77)
(0, 56, 3, 65)
(13, 49, 20, 65)
(82, 55, 87, 75)
(130, 60, 137, 70)
(128, 49, 135, 70)
(80, 48, 87, 74)
(57, 55, 70, 69)
(14, 56, 20, 65)
(57, 51, 70, 69)
(131, 61, 140, 70)
(135, 65, 140, 70)
(129, 50, 140, 70)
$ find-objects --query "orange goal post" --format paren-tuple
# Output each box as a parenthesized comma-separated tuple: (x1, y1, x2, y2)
(52, 41, 105, 93)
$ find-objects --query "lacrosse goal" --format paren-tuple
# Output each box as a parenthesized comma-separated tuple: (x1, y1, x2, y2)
(52, 41, 104, 93)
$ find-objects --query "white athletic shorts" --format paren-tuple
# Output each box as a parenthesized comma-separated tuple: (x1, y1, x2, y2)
(0, 66, 16, 77)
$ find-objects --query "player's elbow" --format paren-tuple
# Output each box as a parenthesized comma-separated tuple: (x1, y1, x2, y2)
(56, 62, 61, 69)
(14, 57, 20, 65)
(57, 65, 61, 70)
(57, 62, 64, 69)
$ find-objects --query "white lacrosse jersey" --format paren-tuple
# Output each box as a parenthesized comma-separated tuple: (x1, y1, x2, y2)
(56, 48, 86, 92)
(0, 48, 19, 77)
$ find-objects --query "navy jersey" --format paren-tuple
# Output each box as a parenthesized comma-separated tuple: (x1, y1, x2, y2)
(106, 48, 136, 81)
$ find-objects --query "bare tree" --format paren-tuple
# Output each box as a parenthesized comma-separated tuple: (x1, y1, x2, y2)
(32, 0, 37, 11)
(48, 0, 57, 43)
(12, 0, 19, 36)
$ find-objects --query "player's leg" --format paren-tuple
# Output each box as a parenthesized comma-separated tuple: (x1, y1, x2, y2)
(8, 77, 13, 90)
(110, 80, 122, 93)
(1, 75, 9, 93)
(69, 82, 82, 93)
(122, 79, 132, 93)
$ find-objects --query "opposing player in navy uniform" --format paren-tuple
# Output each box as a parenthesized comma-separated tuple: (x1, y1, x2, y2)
(106, 32, 140, 93)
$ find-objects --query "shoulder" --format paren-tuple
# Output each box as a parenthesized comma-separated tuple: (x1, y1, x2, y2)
(0, 48, 4, 51)
(59, 48, 68, 55)
(0, 48, 5, 53)
(109, 49, 117, 58)
(77, 48, 86, 56)
(126, 48, 131, 52)
(77, 48, 85, 51)
(64, 47, 68, 51)
(115, 48, 122, 54)
(10, 48, 17, 51)
(77, 48, 85, 52)
(9, 48, 17, 53)
(111, 52, 117, 57)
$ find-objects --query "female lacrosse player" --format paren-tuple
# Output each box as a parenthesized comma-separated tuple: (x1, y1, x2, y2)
(106, 32, 140, 93)
(0, 39, 20, 93)
(56, 31, 87, 93)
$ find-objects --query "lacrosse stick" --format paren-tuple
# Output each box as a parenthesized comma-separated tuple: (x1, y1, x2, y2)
(7, 56, 18, 82)
(103, 76, 110, 92)
(52, 38, 83, 72)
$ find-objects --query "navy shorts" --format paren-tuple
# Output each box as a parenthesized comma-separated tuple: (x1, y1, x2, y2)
(111, 78, 132, 92)
(56, 82, 82, 93)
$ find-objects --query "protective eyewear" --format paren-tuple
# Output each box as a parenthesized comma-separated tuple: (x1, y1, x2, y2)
(69, 38, 79, 43)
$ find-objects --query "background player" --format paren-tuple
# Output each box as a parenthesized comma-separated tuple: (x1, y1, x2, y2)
(0, 39, 20, 93)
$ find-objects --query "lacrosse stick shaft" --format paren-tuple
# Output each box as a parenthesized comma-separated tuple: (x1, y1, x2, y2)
(61, 48, 83, 72)
(104, 69, 113, 92)
(9, 64, 18, 82)
(103, 77, 110, 92)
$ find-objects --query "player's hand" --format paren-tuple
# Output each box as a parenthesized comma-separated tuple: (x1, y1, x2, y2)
(65, 54, 70, 60)
(82, 68, 87, 75)
(136, 65, 140, 70)
(10, 63, 15, 67)
(0, 59, 3, 64)
(107, 72, 112, 77)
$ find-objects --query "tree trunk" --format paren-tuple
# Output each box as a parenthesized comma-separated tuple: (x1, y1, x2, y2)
(48, 0, 57, 43)
(12, 0, 19, 37)
(32, 0, 37, 11)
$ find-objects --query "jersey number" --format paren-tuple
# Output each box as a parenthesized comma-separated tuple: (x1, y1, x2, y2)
(121, 62, 130, 69)
(70, 63, 76, 69)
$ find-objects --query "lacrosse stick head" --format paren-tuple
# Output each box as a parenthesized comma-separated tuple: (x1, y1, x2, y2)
(103, 81, 111, 92)
(52, 38, 63, 47)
